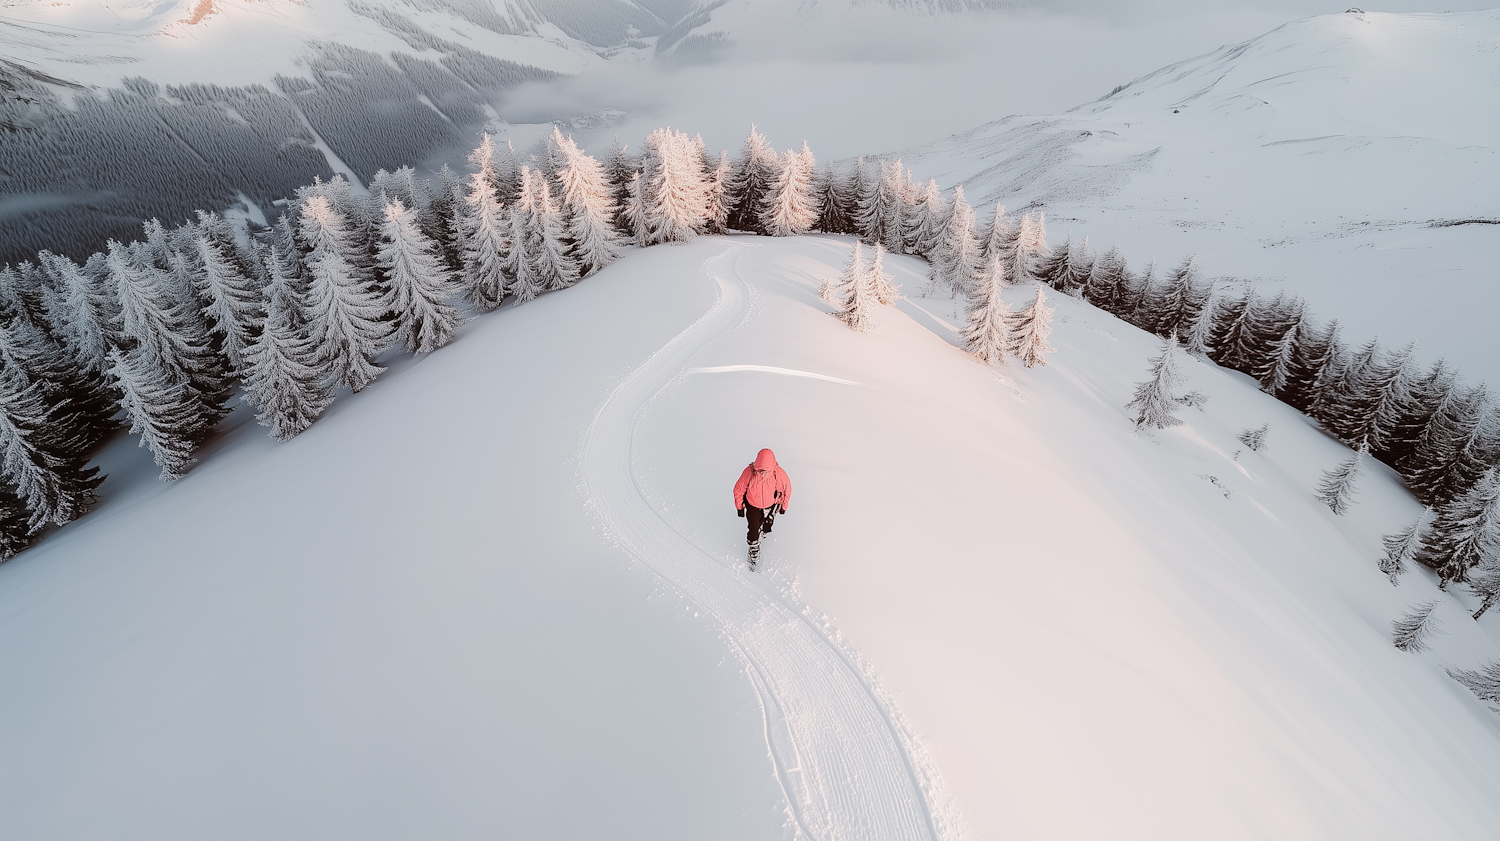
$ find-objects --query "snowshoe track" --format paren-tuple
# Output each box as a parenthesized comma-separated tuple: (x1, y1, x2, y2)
(581, 243, 943, 841)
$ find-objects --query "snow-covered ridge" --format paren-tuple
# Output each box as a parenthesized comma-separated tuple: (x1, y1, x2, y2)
(893, 9, 1500, 382)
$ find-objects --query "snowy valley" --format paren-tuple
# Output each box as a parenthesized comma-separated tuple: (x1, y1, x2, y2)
(2, 3, 1500, 840)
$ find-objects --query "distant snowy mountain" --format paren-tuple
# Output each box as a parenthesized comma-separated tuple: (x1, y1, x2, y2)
(894, 9, 1500, 382)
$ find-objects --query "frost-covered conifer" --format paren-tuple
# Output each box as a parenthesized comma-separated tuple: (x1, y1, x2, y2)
(525, 170, 581, 294)
(962, 250, 1015, 366)
(36, 251, 114, 376)
(760, 142, 819, 237)
(906, 180, 948, 257)
(638, 128, 709, 244)
(242, 252, 332, 440)
(108, 346, 200, 481)
(504, 170, 544, 303)
(825, 242, 865, 304)
(551, 128, 621, 276)
(108, 240, 232, 437)
(459, 169, 511, 311)
(0, 372, 102, 528)
(1403, 384, 1493, 505)
(1449, 660, 1500, 704)
(1469, 561, 1500, 619)
(428, 166, 466, 273)
(1146, 256, 1209, 337)
(371, 166, 432, 215)
(981, 204, 1015, 269)
(1009, 284, 1056, 368)
(1417, 467, 1500, 586)
(1380, 510, 1428, 585)
(1391, 602, 1442, 652)
(1316, 440, 1368, 515)
(1015, 212, 1048, 285)
(704, 151, 733, 235)
(604, 138, 638, 235)
(857, 159, 906, 253)
(192, 220, 263, 374)
(869, 243, 898, 305)
(725, 125, 779, 234)
(299, 196, 390, 393)
(1083, 246, 1130, 315)
(929, 186, 981, 296)
(0, 479, 35, 558)
(1183, 288, 1219, 358)
(813, 163, 855, 235)
(1237, 423, 1270, 453)
(1127, 333, 1189, 429)
(835, 248, 878, 335)
(377, 197, 464, 353)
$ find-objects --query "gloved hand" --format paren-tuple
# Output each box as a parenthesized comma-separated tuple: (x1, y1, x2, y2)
(778, 504, 786, 515)
(737, 507, 745, 518)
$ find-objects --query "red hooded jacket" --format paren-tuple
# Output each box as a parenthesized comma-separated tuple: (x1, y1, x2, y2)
(734, 449, 792, 512)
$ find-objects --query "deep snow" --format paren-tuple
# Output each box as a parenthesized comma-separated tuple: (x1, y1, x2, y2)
(895, 10, 1500, 384)
(4, 235, 1500, 839)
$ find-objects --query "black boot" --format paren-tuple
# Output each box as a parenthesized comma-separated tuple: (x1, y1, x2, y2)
(748, 540, 761, 569)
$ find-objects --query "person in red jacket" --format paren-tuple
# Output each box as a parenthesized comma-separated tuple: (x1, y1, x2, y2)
(733, 448, 791, 567)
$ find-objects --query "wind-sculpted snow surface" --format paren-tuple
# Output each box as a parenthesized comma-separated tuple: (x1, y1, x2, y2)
(580, 243, 947, 841)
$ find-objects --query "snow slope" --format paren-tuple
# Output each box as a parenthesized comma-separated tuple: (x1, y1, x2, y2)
(4, 235, 1500, 838)
(896, 10, 1500, 383)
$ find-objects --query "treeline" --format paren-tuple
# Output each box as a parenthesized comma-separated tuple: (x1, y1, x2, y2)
(1, 123, 1496, 602)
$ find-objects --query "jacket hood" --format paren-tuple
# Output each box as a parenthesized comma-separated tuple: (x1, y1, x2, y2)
(753, 448, 778, 470)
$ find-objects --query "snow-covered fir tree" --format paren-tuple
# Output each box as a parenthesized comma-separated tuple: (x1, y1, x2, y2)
(1469, 560, 1500, 619)
(1391, 601, 1442, 652)
(813, 162, 855, 235)
(108, 346, 202, 480)
(929, 185, 981, 296)
(1417, 467, 1500, 586)
(637, 128, 709, 245)
(1127, 332, 1190, 429)
(858, 159, 907, 254)
(0, 371, 102, 528)
(604, 138, 638, 235)
(523, 168, 581, 295)
(981, 204, 1015, 271)
(299, 196, 390, 393)
(906, 179, 949, 257)
(550, 128, 621, 277)
(725, 125, 779, 234)
(1380, 509, 1428, 585)
(1237, 423, 1270, 452)
(107, 239, 232, 439)
(1449, 660, 1500, 705)
(869, 243, 898, 305)
(1403, 384, 1495, 505)
(35, 250, 115, 377)
(192, 217, 263, 374)
(241, 250, 332, 440)
(1316, 439, 1368, 515)
(704, 151, 733, 235)
(825, 242, 865, 304)
(371, 166, 434, 224)
(1008, 284, 1056, 368)
(377, 196, 464, 353)
(962, 249, 1016, 366)
(835, 246, 879, 334)
(1014, 212, 1047, 285)
(1143, 255, 1209, 337)
(459, 165, 511, 311)
(760, 142, 819, 237)
(1083, 245, 1130, 315)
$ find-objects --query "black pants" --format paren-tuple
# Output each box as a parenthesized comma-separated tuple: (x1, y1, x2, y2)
(745, 503, 777, 544)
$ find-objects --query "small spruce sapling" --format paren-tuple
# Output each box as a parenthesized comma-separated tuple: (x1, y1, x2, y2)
(1468, 560, 1500, 620)
(1316, 440, 1368, 515)
(1237, 423, 1269, 453)
(1391, 601, 1442, 652)
(1126, 332, 1189, 429)
(1379, 510, 1428, 585)
(1449, 660, 1500, 705)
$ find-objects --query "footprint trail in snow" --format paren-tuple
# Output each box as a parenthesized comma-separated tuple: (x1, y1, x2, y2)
(580, 244, 945, 841)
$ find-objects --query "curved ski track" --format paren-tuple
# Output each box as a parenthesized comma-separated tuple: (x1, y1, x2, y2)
(580, 243, 943, 841)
